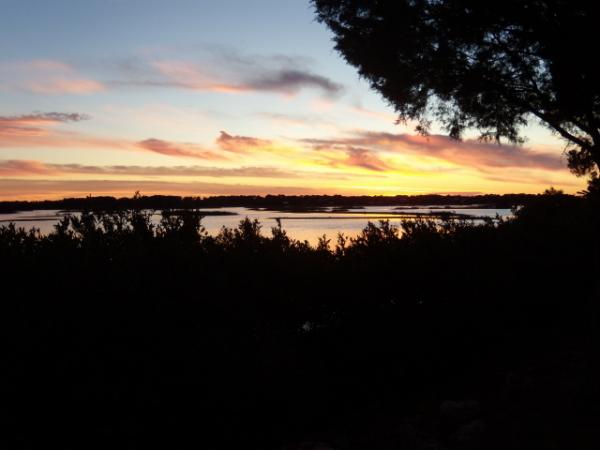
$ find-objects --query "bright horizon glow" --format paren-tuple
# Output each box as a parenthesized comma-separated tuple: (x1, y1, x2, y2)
(0, 0, 586, 200)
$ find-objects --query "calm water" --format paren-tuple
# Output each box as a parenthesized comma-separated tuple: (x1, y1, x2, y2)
(0, 206, 512, 245)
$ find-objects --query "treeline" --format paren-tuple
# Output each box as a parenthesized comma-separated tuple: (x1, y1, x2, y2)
(1, 190, 599, 449)
(0, 191, 572, 213)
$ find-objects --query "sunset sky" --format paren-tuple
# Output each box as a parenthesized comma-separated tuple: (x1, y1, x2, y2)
(0, 0, 586, 200)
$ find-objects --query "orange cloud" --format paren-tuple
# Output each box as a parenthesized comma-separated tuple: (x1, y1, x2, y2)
(1, 109, 578, 195)
(215, 131, 405, 173)
(0, 179, 335, 200)
(0, 158, 365, 192)
(479, 171, 582, 187)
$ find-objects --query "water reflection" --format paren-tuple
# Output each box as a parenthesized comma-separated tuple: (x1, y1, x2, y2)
(0, 206, 512, 244)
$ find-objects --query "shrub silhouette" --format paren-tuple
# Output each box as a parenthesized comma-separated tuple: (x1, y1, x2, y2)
(1, 195, 599, 449)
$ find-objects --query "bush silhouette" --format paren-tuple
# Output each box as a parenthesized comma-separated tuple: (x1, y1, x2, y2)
(1, 194, 599, 449)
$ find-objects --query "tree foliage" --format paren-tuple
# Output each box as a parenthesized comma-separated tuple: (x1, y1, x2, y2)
(313, 0, 600, 176)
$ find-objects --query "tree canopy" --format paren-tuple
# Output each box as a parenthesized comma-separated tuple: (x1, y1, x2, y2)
(313, 0, 600, 177)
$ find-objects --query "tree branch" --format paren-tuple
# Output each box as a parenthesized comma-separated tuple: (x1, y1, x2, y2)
(529, 109, 593, 150)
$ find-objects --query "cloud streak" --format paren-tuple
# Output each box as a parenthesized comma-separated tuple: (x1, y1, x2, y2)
(0, 111, 136, 151)
(0, 179, 334, 200)
(2, 51, 342, 98)
(343, 147, 393, 171)
(0, 60, 104, 94)
(0, 159, 302, 178)
(137, 138, 226, 160)
(0, 108, 576, 193)
(151, 60, 343, 96)
(302, 131, 566, 172)
(1, 112, 228, 161)
(244, 69, 343, 96)
(350, 104, 398, 123)
(114, 48, 344, 98)
(0, 160, 59, 176)
(216, 131, 270, 152)
(0, 112, 89, 136)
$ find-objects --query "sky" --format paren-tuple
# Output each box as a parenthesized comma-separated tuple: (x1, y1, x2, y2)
(0, 0, 586, 200)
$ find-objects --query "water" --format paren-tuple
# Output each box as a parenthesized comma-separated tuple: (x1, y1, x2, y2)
(0, 206, 513, 245)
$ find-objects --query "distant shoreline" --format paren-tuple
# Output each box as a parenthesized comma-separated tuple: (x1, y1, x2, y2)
(0, 192, 567, 214)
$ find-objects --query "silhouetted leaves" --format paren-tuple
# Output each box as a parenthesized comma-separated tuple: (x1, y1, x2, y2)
(313, 0, 600, 177)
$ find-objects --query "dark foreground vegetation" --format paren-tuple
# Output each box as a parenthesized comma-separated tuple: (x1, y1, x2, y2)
(2, 189, 599, 449)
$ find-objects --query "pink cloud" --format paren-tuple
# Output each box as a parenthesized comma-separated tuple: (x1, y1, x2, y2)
(350, 104, 398, 123)
(363, 132, 566, 170)
(216, 131, 271, 152)
(1, 113, 263, 163)
(150, 60, 246, 93)
(137, 138, 227, 160)
(148, 58, 343, 96)
(0, 160, 58, 176)
(0, 60, 104, 94)
(26, 79, 104, 94)
(343, 147, 392, 171)
(302, 131, 567, 172)
(0, 112, 133, 151)
(0, 112, 224, 160)
(305, 142, 397, 172)
(0, 159, 302, 178)
(0, 112, 89, 135)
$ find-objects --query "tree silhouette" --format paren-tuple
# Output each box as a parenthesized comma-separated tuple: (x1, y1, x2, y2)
(313, 0, 600, 177)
